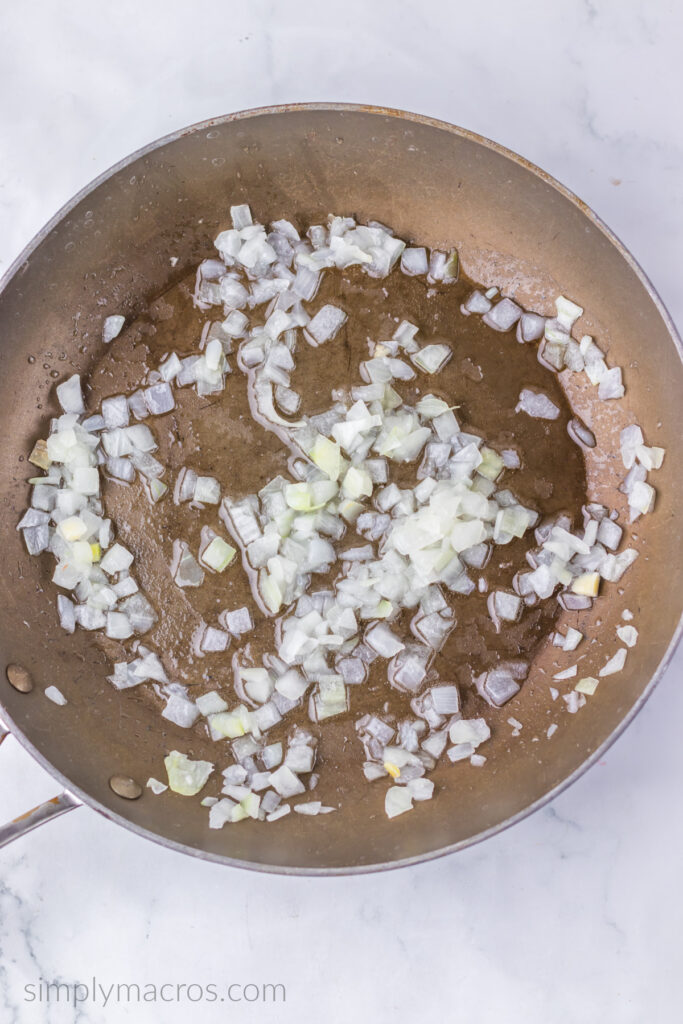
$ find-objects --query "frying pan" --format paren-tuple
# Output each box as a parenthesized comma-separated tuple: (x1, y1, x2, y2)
(0, 104, 681, 875)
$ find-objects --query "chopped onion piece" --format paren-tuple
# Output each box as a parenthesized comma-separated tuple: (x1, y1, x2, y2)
(275, 385, 301, 415)
(599, 648, 627, 677)
(429, 685, 460, 714)
(57, 594, 76, 634)
(120, 592, 157, 634)
(636, 444, 665, 471)
(620, 463, 646, 497)
(194, 476, 221, 504)
(103, 315, 125, 343)
(483, 298, 522, 331)
(164, 750, 213, 795)
(201, 536, 236, 572)
(20, 524, 48, 557)
(598, 367, 624, 401)
(385, 786, 413, 819)
(72, 466, 100, 495)
(629, 480, 655, 516)
(147, 777, 168, 794)
(620, 424, 644, 469)
(341, 466, 372, 500)
(172, 541, 205, 588)
(147, 478, 168, 503)
(307, 305, 347, 345)
(562, 627, 583, 652)
(596, 519, 622, 551)
(365, 623, 405, 658)
(102, 395, 130, 429)
(400, 247, 428, 276)
(411, 344, 451, 375)
(261, 742, 283, 770)
(388, 647, 429, 694)
(515, 389, 560, 420)
(563, 691, 586, 714)
(100, 543, 134, 575)
(200, 626, 230, 652)
(196, 691, 229, 715)
(310, 436, 342, 481)
(448, 743, 474, 762)
(222, 606, 253, 636)
(144, 382, 175, 415)
(554, 295, 583, 329)
(162, 694, 200, 728)
(489, 590, 522, 623)
(45, 685, 67, 706)
(502, 448, 521, 469)
(616, 625, 638, 648)
(275, 669, 309, 701)
(56, 375, 85, 414)
(568, 418, 596, 449)
(106, 611, 133, 639)
(270, 765, 306, 798)
(449, 718, 490, 747)
(479, 665, 522, 707)
(263, 803, 289, 822)
(571, 572, 600, 597)
(463, 290, 492, 315)
(241, 666, 275, 704)
(209, 706, 253, 740)
(407, 777, 434, 802)
(474, 447, 502, 481)
(311, 676, 348, 721)
(292, 801, 320, 815)
(158, 352, 181, 381)
(517, 312, 545, 342)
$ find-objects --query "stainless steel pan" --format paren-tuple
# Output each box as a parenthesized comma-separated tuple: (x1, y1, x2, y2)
(1, 103, 681, 874)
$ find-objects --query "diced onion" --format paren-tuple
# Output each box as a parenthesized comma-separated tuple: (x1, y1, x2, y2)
(411, 344, 452, 375)
(103, 315, 125, 343)
(482, 298, 522, 332)
(515, 389, 560, 420)
(56, 375, 85, 414)
(45, 685, 67, 706)
(307, 305, 347, 345)
(164, 750, 213, 795)
(599, 648, 627, 677)
(201, 536, 236, 572)
(385, 786, 413, 818)
(21, 203, 657, 831)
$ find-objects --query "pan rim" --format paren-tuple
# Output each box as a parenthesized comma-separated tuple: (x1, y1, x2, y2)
(1, 101, 681, 875)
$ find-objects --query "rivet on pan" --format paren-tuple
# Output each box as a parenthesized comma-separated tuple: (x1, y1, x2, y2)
(6, 664, 34, 693)
(109, 775, 143, 800)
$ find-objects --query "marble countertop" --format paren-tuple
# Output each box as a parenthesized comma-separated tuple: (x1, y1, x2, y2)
(1, 2, 682, 1021)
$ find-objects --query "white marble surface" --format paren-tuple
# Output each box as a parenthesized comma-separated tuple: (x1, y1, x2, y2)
(1, 1, 682, 1021)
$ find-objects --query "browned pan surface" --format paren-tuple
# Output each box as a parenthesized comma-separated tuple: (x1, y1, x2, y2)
(0, 104, 681, 873)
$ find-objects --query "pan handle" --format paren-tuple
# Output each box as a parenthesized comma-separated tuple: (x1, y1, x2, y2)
(0, 723, 82, 850)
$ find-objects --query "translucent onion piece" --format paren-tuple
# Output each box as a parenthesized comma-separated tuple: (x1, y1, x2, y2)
(307, 305, 347, 345)
(45, 685, 67, 706)
(515, 389, 560, 420)
(103, 315, 125, 343)
(164, 750, 213, 795)
(56, 375, 85, 415)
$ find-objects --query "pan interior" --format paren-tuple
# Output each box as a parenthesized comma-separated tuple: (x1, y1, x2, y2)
(1, 106, 681, 872)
